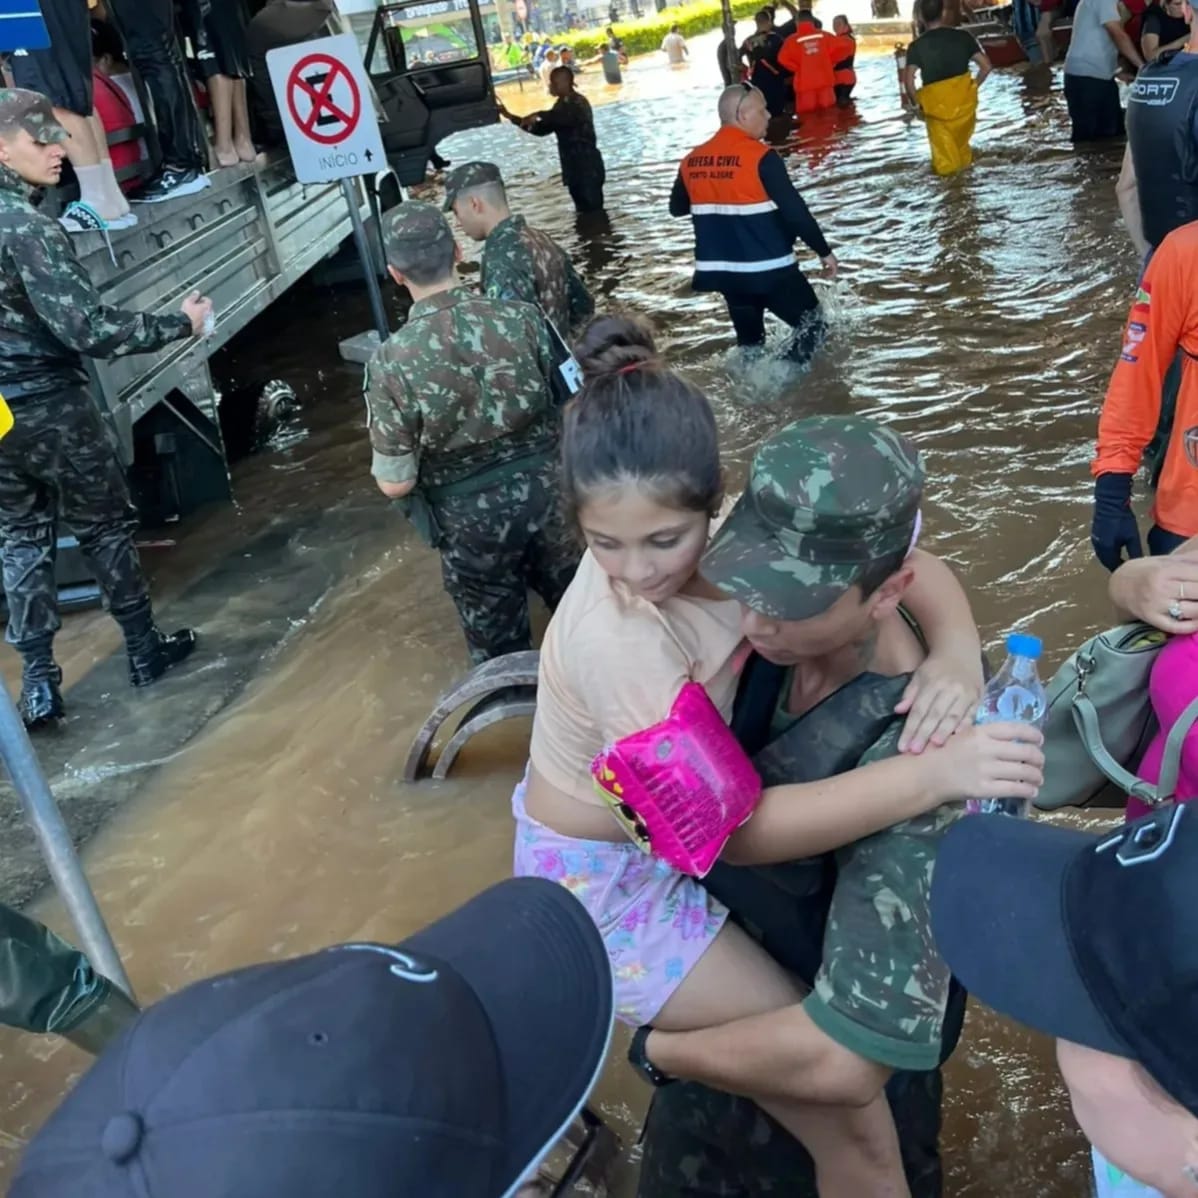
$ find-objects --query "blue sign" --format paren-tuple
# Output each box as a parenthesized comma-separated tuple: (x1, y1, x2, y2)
(0, 0, 50, 52)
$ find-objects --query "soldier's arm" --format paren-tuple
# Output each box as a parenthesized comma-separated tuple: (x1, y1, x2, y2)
(564, 255, 594, 326)
(12, 224, 192, 357)
(533, 311, 558, 391)
(364, 354, 421, 499)
(483, 248, 539, 307)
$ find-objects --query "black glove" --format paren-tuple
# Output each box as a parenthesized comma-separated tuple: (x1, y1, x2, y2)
(1091, 472, 1143, 572)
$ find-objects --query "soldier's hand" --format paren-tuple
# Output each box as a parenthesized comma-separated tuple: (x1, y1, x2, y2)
(181, 291, 214, 337)
(819, 254, 839, 280)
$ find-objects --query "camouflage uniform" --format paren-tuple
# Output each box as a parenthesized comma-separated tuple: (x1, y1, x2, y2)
(525, 89, 607, 213)
(638, 417, 967, 1197)
(0, 92, 193, 694)
(366, 202, 578, 664)
(443, 162, 594, 336)
(0, 904, 138, 1053)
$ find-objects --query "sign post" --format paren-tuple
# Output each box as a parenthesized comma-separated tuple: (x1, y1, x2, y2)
(267, 33, 390, 341)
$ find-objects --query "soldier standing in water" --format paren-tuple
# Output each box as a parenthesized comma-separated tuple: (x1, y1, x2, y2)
(443, 161, 594, 335)
(0, 89, 209, 729)
(364, 202, 578, 665)
(499, 67, 607, 214)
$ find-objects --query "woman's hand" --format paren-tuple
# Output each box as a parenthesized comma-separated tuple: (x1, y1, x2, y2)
(896, 653, 985, 754)
(1110, 547, 1198, 633)
(920, 723, 1045, 807)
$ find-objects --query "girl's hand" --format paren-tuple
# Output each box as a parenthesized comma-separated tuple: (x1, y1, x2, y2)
(896, 654, 985, 753)
(920, 723, 1045, 807)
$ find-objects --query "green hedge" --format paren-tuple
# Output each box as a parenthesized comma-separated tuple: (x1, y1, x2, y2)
(568, 0, 759, 59)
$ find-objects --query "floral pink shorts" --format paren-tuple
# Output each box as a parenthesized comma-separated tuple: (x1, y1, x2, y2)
(512, 774, 728, 1026)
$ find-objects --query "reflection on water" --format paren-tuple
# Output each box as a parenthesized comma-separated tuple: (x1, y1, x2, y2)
(0, 29, 1141, 1195)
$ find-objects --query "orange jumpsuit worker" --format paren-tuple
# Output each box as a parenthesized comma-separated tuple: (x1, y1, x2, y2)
(1092, 220, 1198, 569)
(778, 19, 837, 112)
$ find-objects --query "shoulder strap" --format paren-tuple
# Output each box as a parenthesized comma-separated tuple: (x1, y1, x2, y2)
(1071, 694, 1157, 803)
(1158, 694, 1198, 801)
(1072, 691, 1198, 806)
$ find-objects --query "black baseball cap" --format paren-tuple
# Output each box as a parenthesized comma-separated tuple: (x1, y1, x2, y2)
(12, 877, 614, 1198)
(931, 804, 1198, 1116)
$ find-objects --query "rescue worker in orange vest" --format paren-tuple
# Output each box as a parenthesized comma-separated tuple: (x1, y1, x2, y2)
(777, 17, 838, 112)
(1091, 220, 1198, 569)
(669, 83, 838, 364)
(831, 15, 857, 106)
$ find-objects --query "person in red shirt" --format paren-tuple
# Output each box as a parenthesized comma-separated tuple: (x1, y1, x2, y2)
(1092, 220, 1198, 568)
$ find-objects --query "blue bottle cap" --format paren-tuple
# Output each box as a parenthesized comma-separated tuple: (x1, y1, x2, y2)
(1006, 632, 1042, 660)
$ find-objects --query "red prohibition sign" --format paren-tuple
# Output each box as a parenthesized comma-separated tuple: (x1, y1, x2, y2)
(286, 53, 361, 145)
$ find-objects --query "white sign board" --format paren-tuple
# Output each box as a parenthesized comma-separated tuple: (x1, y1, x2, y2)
(266, 33, 386, 185)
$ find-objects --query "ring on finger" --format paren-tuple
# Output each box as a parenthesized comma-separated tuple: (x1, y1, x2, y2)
(1170, 599, 1185, 621)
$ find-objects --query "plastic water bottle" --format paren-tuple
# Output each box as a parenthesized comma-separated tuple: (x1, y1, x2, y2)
(967, 632, 1047, 818)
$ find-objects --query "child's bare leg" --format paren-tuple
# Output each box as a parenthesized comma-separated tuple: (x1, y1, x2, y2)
(760, 1093, 909, 1198)
(651, 924, 908, 1197)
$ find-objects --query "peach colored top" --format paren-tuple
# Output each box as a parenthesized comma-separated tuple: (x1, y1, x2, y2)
(529, 550, 746, 806)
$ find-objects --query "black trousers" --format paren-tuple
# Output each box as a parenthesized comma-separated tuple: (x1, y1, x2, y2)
(1149, 524, 1189, 555)
(723, 271, 827, 364)
(0, 389, 151, 652)
(1064, 72, 1124, 142)
(8, 0, 93, 115)
(106, 0, 207, 170)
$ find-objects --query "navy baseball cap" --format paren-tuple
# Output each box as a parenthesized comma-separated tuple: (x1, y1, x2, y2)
(931, 804, 1198, 1117)
(12, 877, 614, 1198)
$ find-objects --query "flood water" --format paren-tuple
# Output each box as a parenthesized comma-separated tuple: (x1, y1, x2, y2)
(0, 26, 1144, 1194)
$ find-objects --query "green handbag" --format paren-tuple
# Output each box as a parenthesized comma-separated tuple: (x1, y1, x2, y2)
(1036, 621, 1198, 810)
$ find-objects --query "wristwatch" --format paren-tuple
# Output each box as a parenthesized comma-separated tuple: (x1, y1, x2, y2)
(627, 1025, 675, 1088)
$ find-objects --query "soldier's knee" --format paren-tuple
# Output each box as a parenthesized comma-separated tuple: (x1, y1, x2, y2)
(72, 514, 138, 552)
(0, 514, 56, 547)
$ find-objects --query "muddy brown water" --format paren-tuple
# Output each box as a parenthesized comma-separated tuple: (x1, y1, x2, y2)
(0, 29, 1144, 1194)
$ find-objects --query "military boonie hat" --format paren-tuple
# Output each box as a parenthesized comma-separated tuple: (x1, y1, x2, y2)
(702, 416, 924, 621)
(381, 199, 454, 259)
(442, 161, 504, 210)
(0, 88, 68, 145)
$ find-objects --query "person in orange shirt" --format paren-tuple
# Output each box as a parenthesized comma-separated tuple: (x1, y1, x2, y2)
(1092, 220, 1198, 569)
(777, 18, 838, 112)
(830, 15, 857, 105)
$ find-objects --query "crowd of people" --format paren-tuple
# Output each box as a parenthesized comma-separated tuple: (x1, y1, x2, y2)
(1, 5, 1198, 1197)
(346, 55, 1196, 1193)
(0, 0, 343, 233)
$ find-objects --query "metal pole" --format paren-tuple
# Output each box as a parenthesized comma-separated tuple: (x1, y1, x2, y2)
(720, 0, 738, 80)
(0, 685, 134, 999)
(341, 177, 390, 342)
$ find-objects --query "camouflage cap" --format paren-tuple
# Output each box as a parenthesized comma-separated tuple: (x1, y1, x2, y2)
(702, 416, 924, 621)
(0, 89, 68, 145)
(381, 199, 454, 259)
(442, 161, 504, 210)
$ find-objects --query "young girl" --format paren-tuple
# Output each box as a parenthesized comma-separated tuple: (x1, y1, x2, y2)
(514, 316, 1043, 1197)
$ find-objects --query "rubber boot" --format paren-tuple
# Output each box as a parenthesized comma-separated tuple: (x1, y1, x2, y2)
(116, 605, 198, 688)
(16, 637, 64, 730)
(61, 982, 140, 1055)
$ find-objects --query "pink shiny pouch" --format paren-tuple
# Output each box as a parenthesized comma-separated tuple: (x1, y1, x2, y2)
(590, 682, 763, 877)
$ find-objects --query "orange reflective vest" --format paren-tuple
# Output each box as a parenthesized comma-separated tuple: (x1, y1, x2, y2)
(829, 32, 856, 87)
(1094, 221, 1198, 538)
(677, 125, 794, 292)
